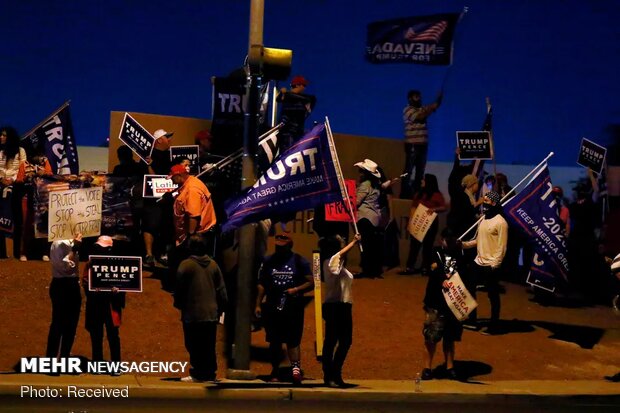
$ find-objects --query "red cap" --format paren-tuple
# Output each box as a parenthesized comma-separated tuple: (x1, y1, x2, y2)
(291, 75, 308, 87)
(195, 129, 212, 142)
(168, 164, 188, 178)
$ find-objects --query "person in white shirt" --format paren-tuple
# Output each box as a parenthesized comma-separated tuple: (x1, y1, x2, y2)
(461, 191, 508, 334)
(321, 233, 361, 388)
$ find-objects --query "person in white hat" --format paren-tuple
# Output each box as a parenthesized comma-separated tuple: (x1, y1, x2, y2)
(354, 159, 384, 278)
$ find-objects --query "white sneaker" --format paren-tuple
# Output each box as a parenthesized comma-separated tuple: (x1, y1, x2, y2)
(19, 255, 27, 262)
(42, 255, 50, 262)
(180, 376, 204, 383)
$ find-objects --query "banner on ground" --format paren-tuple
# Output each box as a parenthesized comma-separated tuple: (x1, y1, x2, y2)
(48, 186, 103, 242)
(88, 255, 143, 292)
(142, 175, 178, 198)
(577, 138, 606, 175)
(442, 271, 478, 321)
(170, 145, 200, 175)
(407, 204, 437, 242)
(366, 13, 460, 65)
(503, 165, 570, 292)
(325, 179, 357, 222)
(0, 186, 13, 234)
(457, 131, 493, 161)
(21, 103, 79, 175)
(222, 123, 342, 232)
(118, 113, 155, 163)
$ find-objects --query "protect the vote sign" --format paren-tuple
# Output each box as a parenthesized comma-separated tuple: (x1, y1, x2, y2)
(118, 113, 155, 163)
(577, 138, 606, 175)
(88, 255, 143, 292)
(170, 145, 200, 175)
(456, 131, 493, 160)
(48, 187, 103, 242)
(142, 175, 178, 198)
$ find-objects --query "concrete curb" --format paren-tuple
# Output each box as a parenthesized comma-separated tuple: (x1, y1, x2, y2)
(1, 374, 619, 404)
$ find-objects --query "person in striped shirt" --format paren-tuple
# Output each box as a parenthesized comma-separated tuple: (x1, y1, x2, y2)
(400, 90, 442, 199)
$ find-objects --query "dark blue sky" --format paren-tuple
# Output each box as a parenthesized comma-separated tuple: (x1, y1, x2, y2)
(2, 0, 619, 166)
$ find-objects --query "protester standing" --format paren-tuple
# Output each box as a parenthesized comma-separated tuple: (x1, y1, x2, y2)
(461, 191, 508, 334)
(321, 234, 361, 388)
(354, 159, 385, 278)
(46, 233, 83, 359)
(174, 234, 227, 382)
(400, 90, 442, 198)
(401, 174, 447, 275)
(82, 236, 125, 368)
(276, 75, 316, 152)
(421, 228, 464, 381)
(255, 231, 313, 384)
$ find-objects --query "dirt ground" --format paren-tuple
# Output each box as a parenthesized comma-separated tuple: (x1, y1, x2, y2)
(1, 257, 619, 382)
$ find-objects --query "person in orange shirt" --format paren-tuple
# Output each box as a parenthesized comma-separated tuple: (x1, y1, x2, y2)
(167, 165, 217, 288)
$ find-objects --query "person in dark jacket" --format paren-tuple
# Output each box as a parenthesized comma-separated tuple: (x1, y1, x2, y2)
(174, 234, 228, 383)
(420, 228, 464, 381)
(82, 236, 125, 369)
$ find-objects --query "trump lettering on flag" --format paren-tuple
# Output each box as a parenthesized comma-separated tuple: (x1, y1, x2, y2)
(503, 165, 570, 292)
(222, 123, 342, 232)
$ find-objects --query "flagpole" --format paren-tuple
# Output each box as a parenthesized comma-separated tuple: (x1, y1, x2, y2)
(196, 122, 283, 179)
(324, 117, 362, 250)
(458, 151, 555, 241)
(21, 100, 71, 139)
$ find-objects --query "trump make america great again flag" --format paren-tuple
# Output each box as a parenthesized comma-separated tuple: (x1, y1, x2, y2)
(503, 165, 570, 292)
(366, 13, 460, 65)
(222, 123, 342, 232)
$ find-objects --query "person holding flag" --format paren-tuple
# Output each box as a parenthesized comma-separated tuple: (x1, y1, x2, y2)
(460, 191, 508, 334)
(400, 89, 442, 198)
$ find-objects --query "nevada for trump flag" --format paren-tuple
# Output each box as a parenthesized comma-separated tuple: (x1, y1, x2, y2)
(503, 165, 570, 292)
(366, 13, 460, 65)
(222, 123, 342, 232)
(21, 102, 79, 175)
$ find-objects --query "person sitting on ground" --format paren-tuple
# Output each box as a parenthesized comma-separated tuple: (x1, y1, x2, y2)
(421, 227, 464, 381)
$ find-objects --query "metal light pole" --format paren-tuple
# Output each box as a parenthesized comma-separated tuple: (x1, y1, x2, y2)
(227, 0, 264, 380)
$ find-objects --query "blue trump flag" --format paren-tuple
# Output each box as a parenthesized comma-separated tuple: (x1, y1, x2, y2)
(503, 165, 570, 292)
(222, 123, 342, 233)
(21, 102, 79, 175)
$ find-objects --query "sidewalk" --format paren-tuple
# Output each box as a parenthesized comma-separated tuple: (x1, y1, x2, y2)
(1, 374, 619, 403)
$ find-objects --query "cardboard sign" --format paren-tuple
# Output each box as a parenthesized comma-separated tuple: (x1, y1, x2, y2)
(456, 131, 493, 160)
(118, 113, 155, 163)
(407, 204, 437, 242)
(442, 271, 478, 321)
(577, 138, 607, 175)
(48, 187, 103, 242)
(142, 175, 178, 198)
(325, 179, 357, 222)
(170, 145, 200, 175)
(88, 255, 143, 292)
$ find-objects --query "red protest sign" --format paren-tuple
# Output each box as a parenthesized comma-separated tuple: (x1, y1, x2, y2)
(325, 179, 357, 222)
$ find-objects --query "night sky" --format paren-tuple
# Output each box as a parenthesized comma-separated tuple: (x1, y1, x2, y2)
(2, 0, 619, 166)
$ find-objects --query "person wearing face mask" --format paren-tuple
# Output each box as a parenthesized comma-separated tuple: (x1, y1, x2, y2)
(461, 191, 508, 335)
(400, 89, 442, 199)
(254, 230, 313, 385)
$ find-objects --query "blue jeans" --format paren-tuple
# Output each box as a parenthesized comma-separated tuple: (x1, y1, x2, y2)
(401, 143, 428, 199)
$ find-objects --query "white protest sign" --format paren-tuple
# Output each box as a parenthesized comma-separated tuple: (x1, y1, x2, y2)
(48, 187, 103, 242)
(442, 271, 478, 321)
(407, 204, 437, 242)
